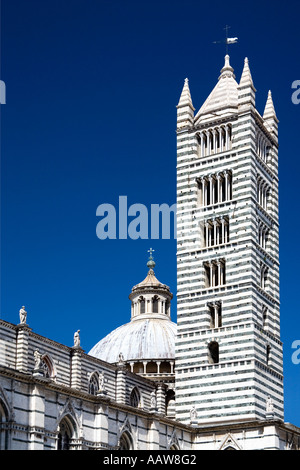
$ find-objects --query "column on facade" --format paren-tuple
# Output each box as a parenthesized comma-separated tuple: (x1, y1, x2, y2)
(206, 130, 211, 157)
(116, 363, 127, 404)
(209, 175, 213, 205)
(221, 218, 225, 244)
(214, 304, 219, 328)
(225, 125, 229, 150)
(71, 347, 83, 390)
(200, 132, 204, 157)
(16, 323, 31, 373)
(148, 419, 160, 450)
(95, 403, 109, 448)
(212, 129, 217, 154)
(216, 174, 222, 203)
(209, 263, 213, 287)
(213, 220, 218, 246)
(224, 171, 229, 201)
(204, 178, 208, 205)
(226, 170, 232, 201)
(156, 384, 166, 416)
(28, 384, 45, 450)
(218, 128, 223, 152)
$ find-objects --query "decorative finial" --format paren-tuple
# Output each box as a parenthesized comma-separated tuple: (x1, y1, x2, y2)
(219, 53, 235, 80)
(147, 248, 156, 270)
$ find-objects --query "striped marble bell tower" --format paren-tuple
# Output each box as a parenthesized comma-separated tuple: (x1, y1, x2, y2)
(175, 55, 283, 425)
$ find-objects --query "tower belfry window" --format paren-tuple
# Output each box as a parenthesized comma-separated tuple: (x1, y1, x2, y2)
(208, 302, 222, 328)
(257, 176, 270, 211)
(204, 259, 226, 288)
(202, 217, 229, 247)
(197, 124, 232, 158)
(258, 220, 269, 249)
(260, 263, 268, 290)
(197, 171, 232, 207)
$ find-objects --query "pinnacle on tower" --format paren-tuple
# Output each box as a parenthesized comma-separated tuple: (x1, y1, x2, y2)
(263, 90, 277, 120)
(176, 78, 195, 130)
(263, 90, 278, 138)
(238, 57, 256, 107)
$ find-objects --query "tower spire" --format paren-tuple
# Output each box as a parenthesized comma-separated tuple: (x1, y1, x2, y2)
(263, 90, 277, 119)
(176, 78, 195, 130)
(263, 90, 278, 138)
(238, 57, 256, 108)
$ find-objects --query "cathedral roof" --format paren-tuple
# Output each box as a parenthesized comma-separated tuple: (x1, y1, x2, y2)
(194, 55, 238, 124)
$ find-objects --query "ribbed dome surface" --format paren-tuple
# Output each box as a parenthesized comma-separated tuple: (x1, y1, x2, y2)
(88, 317, 176, 363)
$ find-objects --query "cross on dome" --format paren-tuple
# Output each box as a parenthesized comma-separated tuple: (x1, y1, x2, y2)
(147, 248, 156, 270)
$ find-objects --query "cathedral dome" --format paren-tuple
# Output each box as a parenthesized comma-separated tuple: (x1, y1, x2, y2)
(89, 250, 176, 366)
(88, 316, 176, 363)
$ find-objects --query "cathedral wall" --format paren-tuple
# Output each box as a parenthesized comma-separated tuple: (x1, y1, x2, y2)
(0, 319, 191, 450)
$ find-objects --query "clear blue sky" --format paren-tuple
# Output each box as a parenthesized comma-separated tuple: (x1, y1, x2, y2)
(1, 0, 300, 426)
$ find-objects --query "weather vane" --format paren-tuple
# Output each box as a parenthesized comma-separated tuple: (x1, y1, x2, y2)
(213, 25, 238, 54)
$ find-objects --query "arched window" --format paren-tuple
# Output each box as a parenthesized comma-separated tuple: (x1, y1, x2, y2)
(41, 354, 56, 380)
(152, 296, 159, 313)
(88, 372, 99, 395)
(119, 431, 134, 450)
(130, 387, 141, 408)
(208, 341, 219, 364)
(165, 300, 170, 316)
(57, 417, 75, 450)
(139, 297, 145, 314)
(0, 401, 9, 450)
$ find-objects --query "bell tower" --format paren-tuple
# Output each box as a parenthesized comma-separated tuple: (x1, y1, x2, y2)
(175, 55, 283, 425)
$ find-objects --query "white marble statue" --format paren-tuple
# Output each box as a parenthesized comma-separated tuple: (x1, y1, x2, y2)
(74, 330, 80, 348)
(19, 306, 27, 324)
